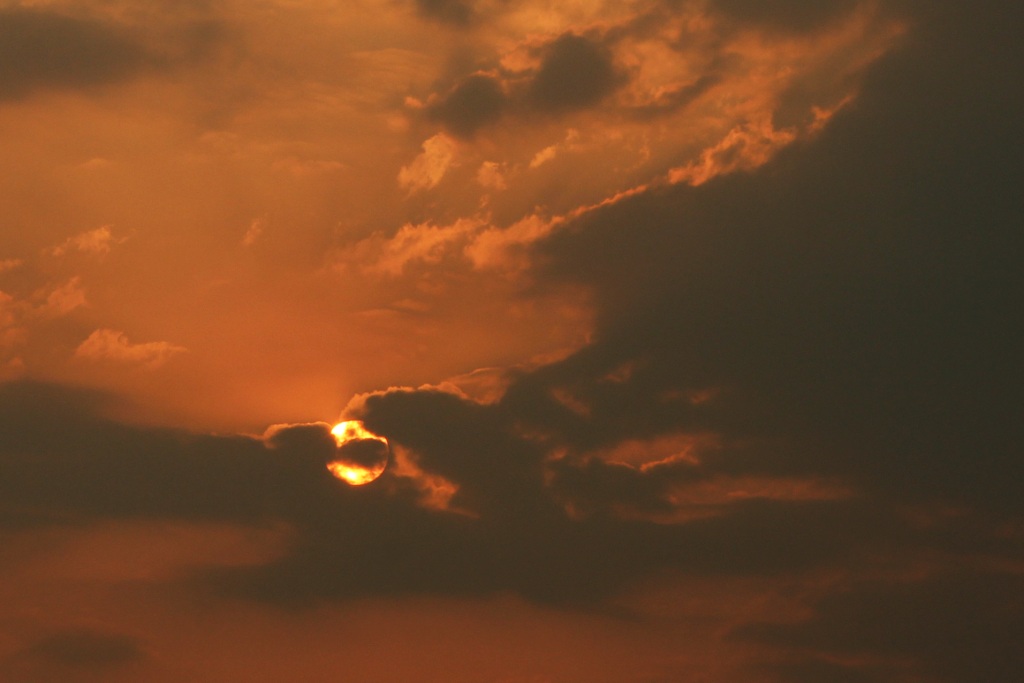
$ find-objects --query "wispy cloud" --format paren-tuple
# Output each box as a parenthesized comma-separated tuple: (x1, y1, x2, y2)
(48, 226, 121, 258)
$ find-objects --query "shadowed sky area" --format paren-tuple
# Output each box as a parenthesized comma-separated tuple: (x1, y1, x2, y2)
(1, 0, 1022, 681)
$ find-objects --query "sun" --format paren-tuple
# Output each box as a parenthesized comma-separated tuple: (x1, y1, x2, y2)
(327, 420, 389, 485)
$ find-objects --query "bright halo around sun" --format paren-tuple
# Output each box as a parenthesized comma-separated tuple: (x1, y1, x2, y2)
(327, 420, 389, 486)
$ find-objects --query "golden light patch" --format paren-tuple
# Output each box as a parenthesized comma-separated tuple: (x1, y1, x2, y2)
(327, 420, 389, 485)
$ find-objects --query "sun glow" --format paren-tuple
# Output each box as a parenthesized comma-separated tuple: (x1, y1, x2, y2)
(331, 420, 385, 445)
(327, 420, 389, 485)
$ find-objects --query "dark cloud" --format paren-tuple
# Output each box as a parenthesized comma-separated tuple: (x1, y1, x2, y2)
(335, 437, 389, 469)
(419, 30, 632, 134)
(13, 629, 145, 668)
(0, 8, 155, 101)
(738, 570, 1024, 683)
(528, 33, 622, 112)
(427, 73, 508, 137)
(0, 380, 896, 609)
(0, 382, 335, 526)
(228, 385, 916, 606)
(546, 455, 687, 517)
(517, 0, 1024, 514)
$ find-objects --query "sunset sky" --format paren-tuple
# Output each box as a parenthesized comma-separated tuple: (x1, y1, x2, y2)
(1, 0, 1022, 681)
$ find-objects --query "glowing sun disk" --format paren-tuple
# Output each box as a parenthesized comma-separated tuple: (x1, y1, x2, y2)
(327, 420, 389, 486)
(331, 420, 389, 447)
(326, 461, 383, 486)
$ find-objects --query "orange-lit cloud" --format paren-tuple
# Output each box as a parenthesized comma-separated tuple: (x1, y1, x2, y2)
(398, 133, 458, 192)
(38, 277, 87, 317)
(75, 329, 187, 368)
(240, 218, 263, 248)
(48, 225, 120, 257)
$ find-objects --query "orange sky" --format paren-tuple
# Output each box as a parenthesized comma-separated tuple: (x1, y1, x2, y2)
(2, 1, 1023, 681)
(0, 0, 903, 431)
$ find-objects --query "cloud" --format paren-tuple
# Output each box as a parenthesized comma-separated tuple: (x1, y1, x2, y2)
(416, 30, 629, 136)
(0, 8, 154, 101)
(528, 33, 622, 112)
(48, 225, 119, 257)
(75, 329, 187, 367)
(338, 217, 485, 276)
(738, 569, 1024, 682)
(0, 2, 1021, 678)
(529, 144, 558, 168)
(0, 382, 328, 527)
(476, 161, 507, 190)
(0, 379, 887, 609)
(241, 218, 264, 248)
(398, 133, 458, 192)
(667, 117, 796, 186)
(427, 74, 507, 137)
(0, 290, 27, 378)
(332, 211, 559, 277)
(463, 213, 557, 270)
(13, 629, 145, 668)
(41, 276, 87, 317)
(512, 0, 1024, 519)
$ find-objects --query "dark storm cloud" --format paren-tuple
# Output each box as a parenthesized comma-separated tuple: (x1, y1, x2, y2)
(0, 8, 154, 101)
(528, 32, 622, 112)
(518, 0, 1024, 513)
(426, 73, 508, 137)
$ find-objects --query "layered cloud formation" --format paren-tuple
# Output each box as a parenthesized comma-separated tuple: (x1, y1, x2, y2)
(1, 0, 1022, 681)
